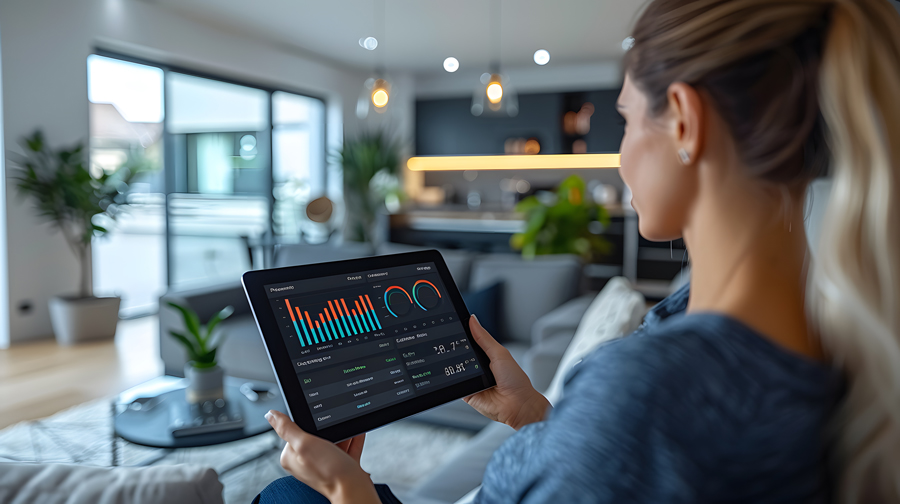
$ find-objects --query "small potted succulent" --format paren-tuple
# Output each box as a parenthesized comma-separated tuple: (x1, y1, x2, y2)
(167, 302, 234, 403)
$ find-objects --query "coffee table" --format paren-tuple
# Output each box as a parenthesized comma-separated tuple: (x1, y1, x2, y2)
(113, 375, 286, 472)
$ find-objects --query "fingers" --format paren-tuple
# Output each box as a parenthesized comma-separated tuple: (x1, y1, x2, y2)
(266, 410, 308, 449)
(469, 314, 506, 360)
(346, 433, 365, 462)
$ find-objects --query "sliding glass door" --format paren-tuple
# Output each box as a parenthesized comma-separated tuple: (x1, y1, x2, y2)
(165, 72, 271, 288)
(88, 53, 327, 313)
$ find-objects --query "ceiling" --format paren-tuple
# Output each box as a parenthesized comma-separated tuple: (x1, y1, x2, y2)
(150, 0, 643, 75)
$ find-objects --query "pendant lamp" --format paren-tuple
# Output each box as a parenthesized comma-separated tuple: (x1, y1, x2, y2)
(471, 0, 518, 117)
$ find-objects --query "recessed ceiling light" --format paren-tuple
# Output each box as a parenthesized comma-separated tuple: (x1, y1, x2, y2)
(533, 49, 550, 65)
(359, 37, 378, 50)
(443, 57, 460, 72)
(621, 36, 635, 51)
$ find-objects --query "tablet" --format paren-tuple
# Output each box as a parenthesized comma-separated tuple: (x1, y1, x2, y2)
(242, 250, 496, 442)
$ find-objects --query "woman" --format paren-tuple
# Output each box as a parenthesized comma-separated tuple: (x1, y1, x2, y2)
(258, 0, 900, 502)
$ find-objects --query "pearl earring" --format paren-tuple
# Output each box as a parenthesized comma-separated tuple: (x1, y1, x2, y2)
(678, 148, 690, 164)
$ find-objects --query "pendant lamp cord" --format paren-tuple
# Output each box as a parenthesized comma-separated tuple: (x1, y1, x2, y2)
(491, 0, 501, 69)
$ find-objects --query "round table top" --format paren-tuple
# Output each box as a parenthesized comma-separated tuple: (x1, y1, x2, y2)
(114, 376, 286, 449)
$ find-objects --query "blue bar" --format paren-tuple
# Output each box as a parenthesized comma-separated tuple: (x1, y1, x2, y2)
(338, 311, 352, 336)
(358, 306, 372, 332)
(299, 319, 314, 345)
(316, 325, 325, 342)
(328, 317, 342, 339)
(292, 320, 305, 347)
(345, 314, 359, 335)
(364, 297, 382, 329)
(356, 313, 369, 333)
(365, 307, 380, 330)
(322, 320, 334, 341)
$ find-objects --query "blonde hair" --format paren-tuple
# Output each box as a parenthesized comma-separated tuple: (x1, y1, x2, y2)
(624, 1, 900, 502)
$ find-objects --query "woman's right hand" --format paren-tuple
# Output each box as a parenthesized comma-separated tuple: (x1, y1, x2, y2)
(463, 315, 551, 430)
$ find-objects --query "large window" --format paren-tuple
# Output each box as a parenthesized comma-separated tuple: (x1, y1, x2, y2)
(272, 91, 325, 241)
(88, 55, 166, 317)
(88, 54, 327, 314)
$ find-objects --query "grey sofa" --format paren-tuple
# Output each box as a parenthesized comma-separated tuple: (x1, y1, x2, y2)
(159, 243, 583, 430)
(0, 463, 223, 504)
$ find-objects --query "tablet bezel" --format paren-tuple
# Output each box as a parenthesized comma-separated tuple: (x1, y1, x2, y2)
(242, 249, 496, 442)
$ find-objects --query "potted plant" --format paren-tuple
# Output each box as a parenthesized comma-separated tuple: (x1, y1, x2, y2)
(10, 131, 149, 345)
(166, 301, 234, 404)
(511, 174, 612, 261)
(334, 130, 403, 245)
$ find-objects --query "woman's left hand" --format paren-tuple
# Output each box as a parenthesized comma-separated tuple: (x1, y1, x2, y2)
(266, 410, 380, 504)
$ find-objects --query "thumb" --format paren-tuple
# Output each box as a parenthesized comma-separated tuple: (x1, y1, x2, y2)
(469, 314, 505, 360)
(266, 410, 306, 448)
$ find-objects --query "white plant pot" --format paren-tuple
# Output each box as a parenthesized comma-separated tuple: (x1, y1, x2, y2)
(185, 364, 225, 404)
(48, 296, 121, 346)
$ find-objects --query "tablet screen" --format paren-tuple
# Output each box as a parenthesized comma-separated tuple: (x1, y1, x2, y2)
(263, 261, 485, 430)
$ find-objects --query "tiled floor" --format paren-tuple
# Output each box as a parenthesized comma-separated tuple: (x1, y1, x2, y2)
(0, 316, 163, 429)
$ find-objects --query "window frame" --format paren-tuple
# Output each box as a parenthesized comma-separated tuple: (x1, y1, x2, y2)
(90, 49, 329, 287)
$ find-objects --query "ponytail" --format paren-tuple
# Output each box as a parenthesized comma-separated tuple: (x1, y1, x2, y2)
(810, 1, 900, 502)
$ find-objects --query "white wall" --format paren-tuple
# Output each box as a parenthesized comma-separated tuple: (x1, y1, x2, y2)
(0, 24, 8, 349)
(0, 0, 413, 343)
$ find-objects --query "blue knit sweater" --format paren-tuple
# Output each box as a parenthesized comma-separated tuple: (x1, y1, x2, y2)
(476, 284, 843, 503)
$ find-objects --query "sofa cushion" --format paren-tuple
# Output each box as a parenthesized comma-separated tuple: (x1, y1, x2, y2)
(544, 277, 645, 404)
(273, 242, 374, 268)
(405, 422, 514, 504)
(469, 254, 581, 343)
(523, 331, 576, 393)
(215, 316, 277, 382)
(0, 463, 223, 504)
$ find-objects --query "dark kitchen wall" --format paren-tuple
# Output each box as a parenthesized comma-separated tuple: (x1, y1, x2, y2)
(415, 88, 626, 203)
(415, 88, 624, 156)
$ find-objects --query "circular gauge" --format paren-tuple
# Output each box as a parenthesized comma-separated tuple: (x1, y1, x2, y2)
(384, 286, 412, 317)
(413, 280, 442, 310)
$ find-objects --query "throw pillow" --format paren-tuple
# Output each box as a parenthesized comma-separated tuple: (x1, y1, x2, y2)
(544, 277, 646, 405)
(461, 281, 503, 342)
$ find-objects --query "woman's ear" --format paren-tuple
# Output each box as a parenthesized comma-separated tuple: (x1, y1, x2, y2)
(666, 82, 705, 164)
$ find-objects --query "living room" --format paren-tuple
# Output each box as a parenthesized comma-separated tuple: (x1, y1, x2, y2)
(3, 0, 900, 503)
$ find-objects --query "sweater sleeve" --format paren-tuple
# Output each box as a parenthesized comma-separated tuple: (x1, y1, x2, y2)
(475, 335, 709, 504)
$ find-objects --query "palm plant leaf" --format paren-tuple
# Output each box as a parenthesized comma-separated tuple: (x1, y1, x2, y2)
(166, 302, 201, 340)
(168, 331, 200, 361)
(204, 305, 234, 343)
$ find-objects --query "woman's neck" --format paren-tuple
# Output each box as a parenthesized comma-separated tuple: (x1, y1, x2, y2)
(683, 177, 821, 360)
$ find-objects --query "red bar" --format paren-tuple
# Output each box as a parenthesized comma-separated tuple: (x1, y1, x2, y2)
(364, 294, 376, 312)
(333, 300, 344, 317)
(315, 320, 320, 328)
(285, 299, 297, 321)
(354, 300, 364, 318)
(352, 308, 357, 317)
(358, 295, 369, 315)
(340, 298, 352, 319)
(327, 300, 339, 320)
(324, 309, 332, 322)
(304, 311, 314, 331)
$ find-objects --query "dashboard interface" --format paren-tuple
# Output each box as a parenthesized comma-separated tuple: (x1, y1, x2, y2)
(264, 262, 483, 429)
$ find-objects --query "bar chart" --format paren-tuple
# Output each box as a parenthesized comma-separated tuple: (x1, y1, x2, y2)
(284, 294, 383, 347)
